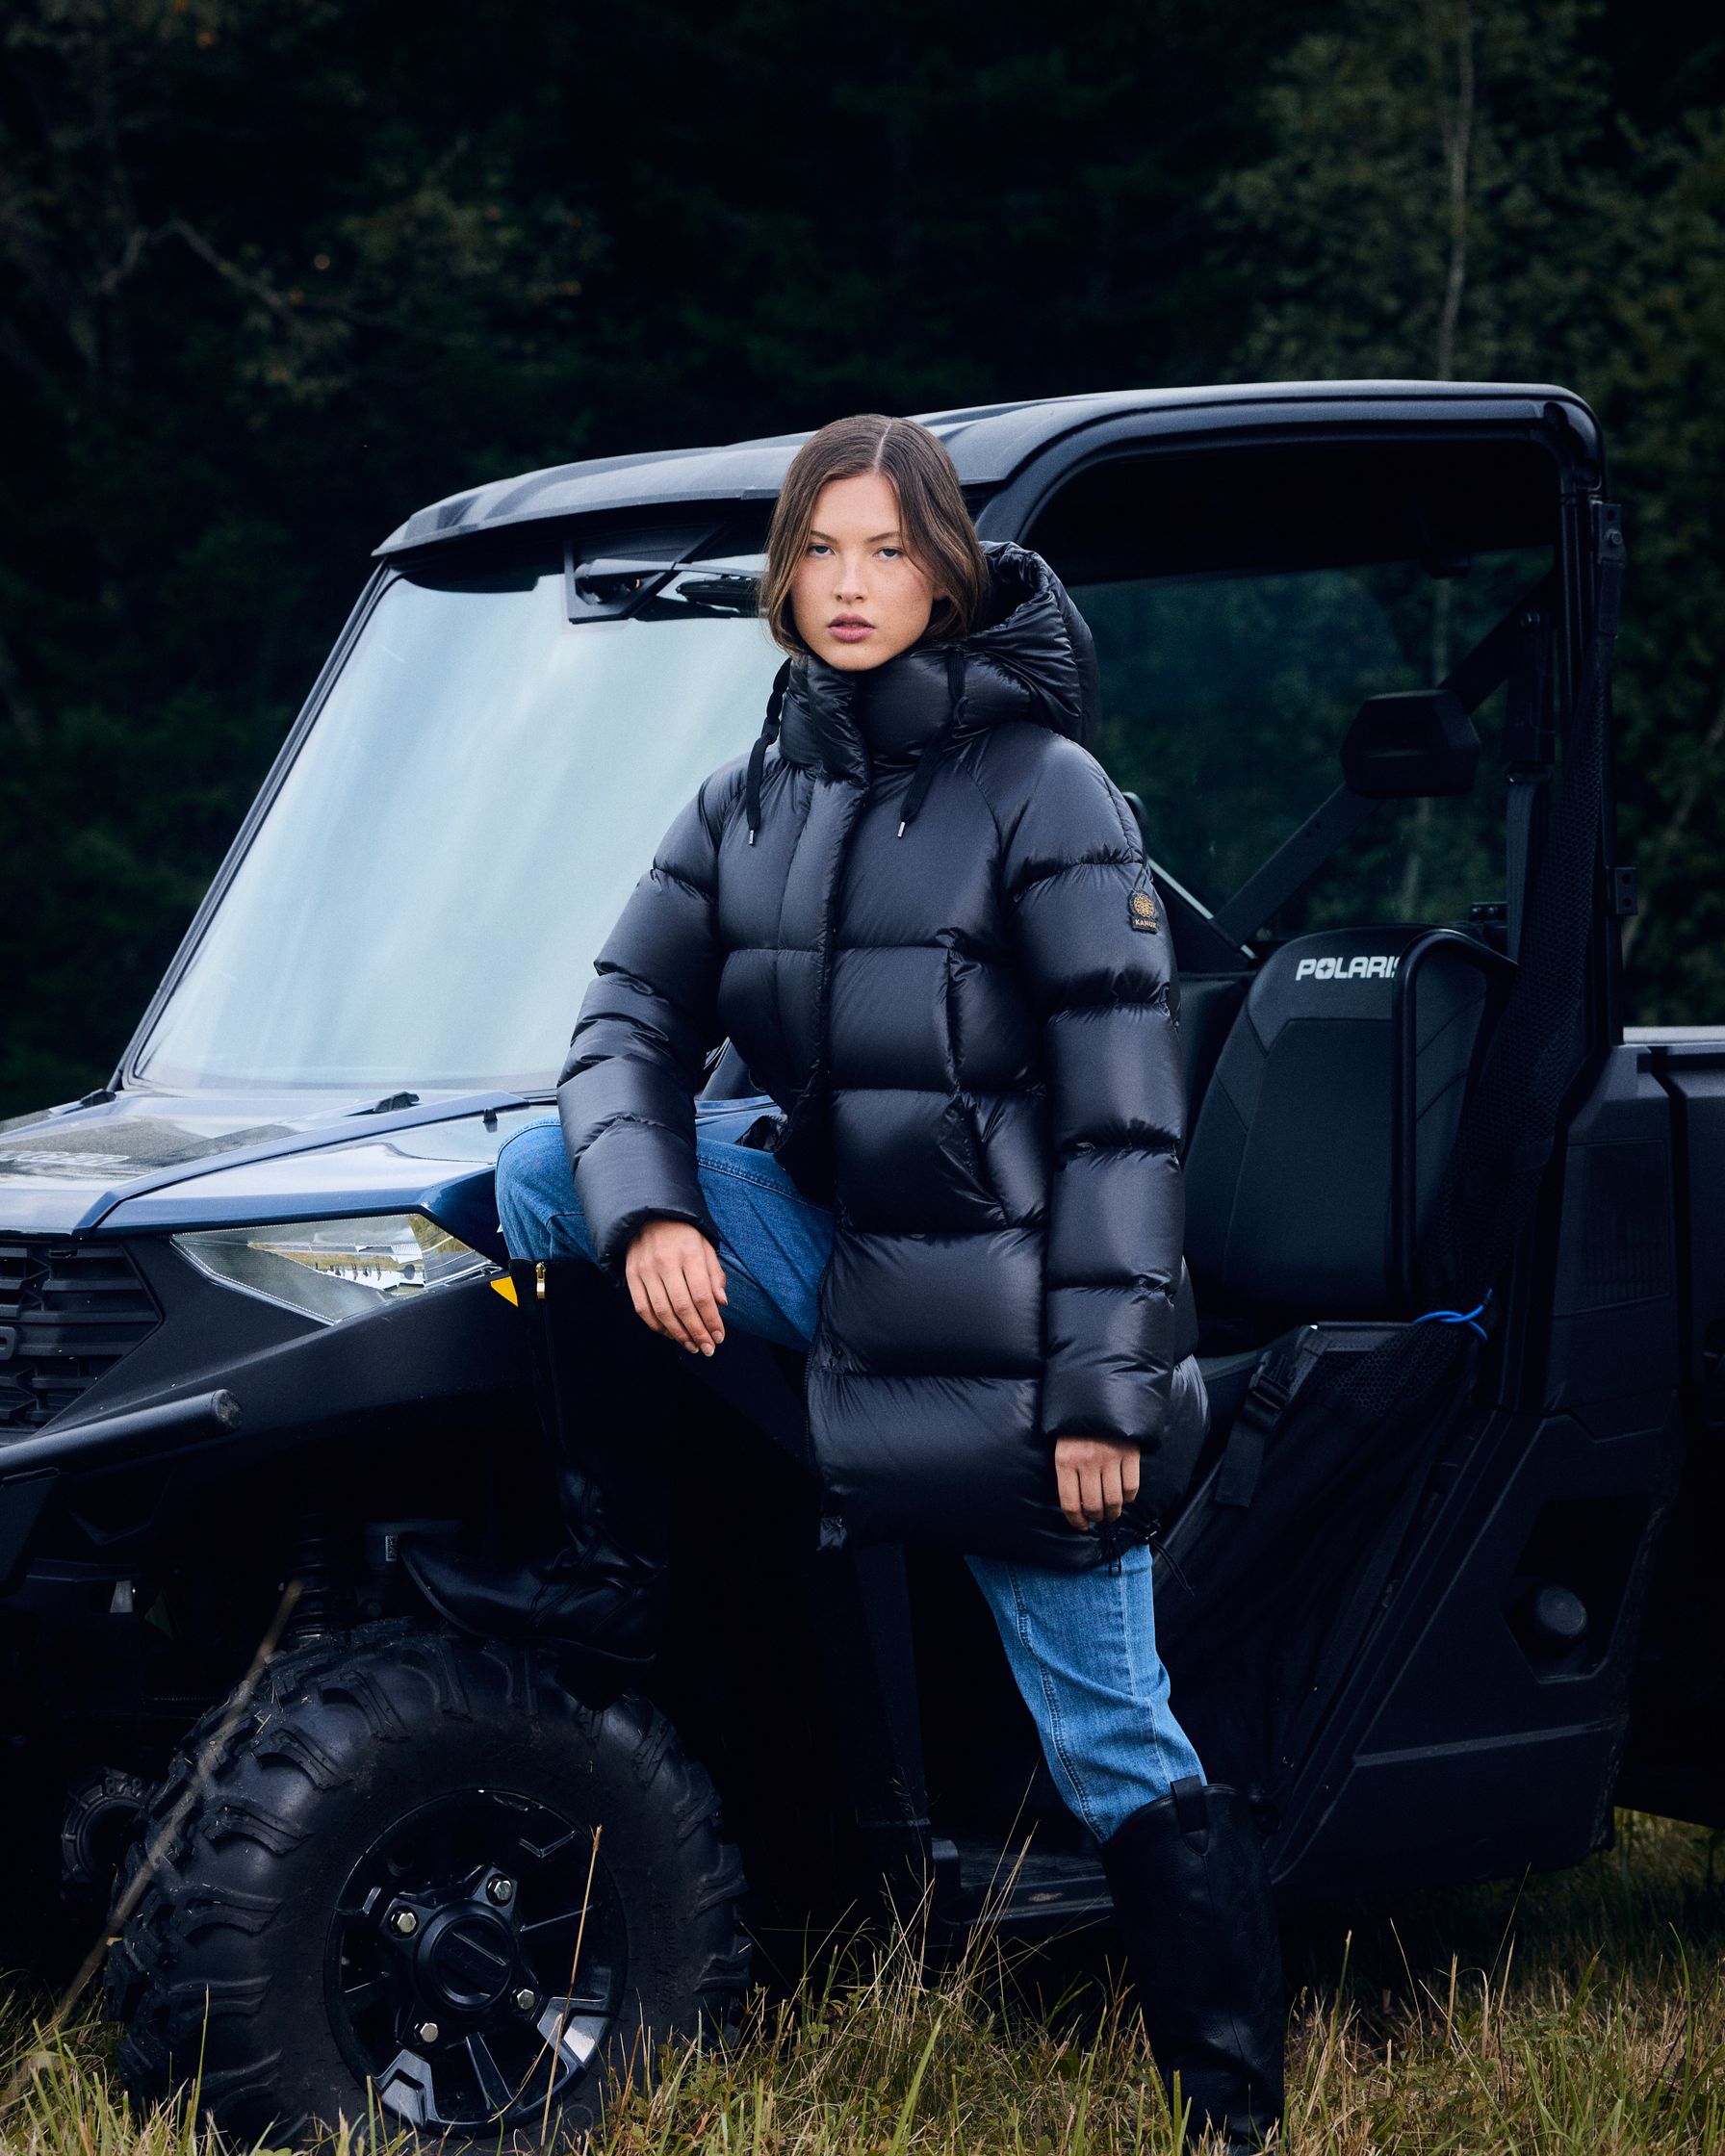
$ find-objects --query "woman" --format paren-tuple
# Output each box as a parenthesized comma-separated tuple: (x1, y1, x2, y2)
(405, 414, 1285, 2151)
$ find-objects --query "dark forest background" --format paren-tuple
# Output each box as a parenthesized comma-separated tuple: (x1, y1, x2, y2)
(3, 0, 1724, 1116)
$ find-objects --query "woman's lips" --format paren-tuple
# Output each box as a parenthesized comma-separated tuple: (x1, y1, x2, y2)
(828, 622, 874, 643)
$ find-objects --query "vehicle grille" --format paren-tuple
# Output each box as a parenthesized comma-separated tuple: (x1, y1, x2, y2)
(0, 1240, 161, 1434)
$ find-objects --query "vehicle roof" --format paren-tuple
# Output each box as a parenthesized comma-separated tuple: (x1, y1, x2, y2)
(374, 378, 1600, 557)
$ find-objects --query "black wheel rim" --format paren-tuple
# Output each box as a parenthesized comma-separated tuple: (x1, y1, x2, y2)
(327, 1787, 627, 2133)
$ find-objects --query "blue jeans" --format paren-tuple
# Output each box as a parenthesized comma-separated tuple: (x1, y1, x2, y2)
(494, 1100, 1205, 1844)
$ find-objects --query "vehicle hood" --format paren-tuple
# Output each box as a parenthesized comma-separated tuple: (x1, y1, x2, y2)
(0, 1088, 550, 1251)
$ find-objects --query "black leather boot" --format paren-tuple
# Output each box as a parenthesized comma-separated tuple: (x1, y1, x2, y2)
(402, 1257, 672, 1690)
(1097, 1777, 1286, 2153)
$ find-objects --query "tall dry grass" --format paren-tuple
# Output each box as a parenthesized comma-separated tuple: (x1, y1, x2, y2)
(2, 1810, 1721, 2154)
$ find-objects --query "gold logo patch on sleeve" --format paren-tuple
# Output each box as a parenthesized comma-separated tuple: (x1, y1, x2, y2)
(1128, 886, 1159, 933)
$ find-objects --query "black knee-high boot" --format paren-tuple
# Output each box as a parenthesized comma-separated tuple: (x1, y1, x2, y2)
(1097, 1777, 1286, 2153)
(402, 1257, 673, 1689)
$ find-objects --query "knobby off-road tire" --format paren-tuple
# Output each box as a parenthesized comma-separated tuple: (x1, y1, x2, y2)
(104, 1619, 752, 2147)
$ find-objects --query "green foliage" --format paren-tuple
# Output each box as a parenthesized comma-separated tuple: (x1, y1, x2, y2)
(1215, 0, 1725, 1019)
(1598, 111, 1725, 1018)
(1217, 0, 1618, 382)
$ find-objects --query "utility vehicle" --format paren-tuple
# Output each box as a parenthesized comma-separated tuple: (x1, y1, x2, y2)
(0, 381, 1711, 2143)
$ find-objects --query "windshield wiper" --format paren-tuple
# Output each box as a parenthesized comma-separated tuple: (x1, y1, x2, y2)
(638, 568, 762, 620)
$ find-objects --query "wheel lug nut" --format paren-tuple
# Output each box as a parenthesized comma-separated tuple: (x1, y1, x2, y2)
(416, 2020, 440, 2045)
(514, 1988, 536, 2014)
(392, 1908, 419, 1936)
(486, 1876, 516, 1906)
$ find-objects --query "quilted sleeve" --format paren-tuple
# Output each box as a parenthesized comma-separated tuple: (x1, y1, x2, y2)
(1002, 738, 1189, 1449)
(554, 766, 734, 1284)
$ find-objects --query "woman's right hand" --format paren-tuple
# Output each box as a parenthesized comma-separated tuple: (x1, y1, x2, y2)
(624, 1219, 728, 1354)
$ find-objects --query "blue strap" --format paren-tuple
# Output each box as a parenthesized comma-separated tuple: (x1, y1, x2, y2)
(1412, 1288, 1493, 1340)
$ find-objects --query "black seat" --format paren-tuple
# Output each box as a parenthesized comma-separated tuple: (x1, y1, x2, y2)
(1167, 920, 1511, 1514)
(1175, 972, 1252, 1134)
(1185, 921, 1509, 1344)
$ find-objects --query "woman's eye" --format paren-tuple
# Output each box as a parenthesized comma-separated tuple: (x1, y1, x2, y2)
(880, 547, 901, 559)
(806, 541, 831, 556)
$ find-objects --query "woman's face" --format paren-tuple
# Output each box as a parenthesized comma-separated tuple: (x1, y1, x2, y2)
(788, 471, 947, 670)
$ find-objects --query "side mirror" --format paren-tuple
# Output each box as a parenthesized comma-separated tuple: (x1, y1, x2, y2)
(1342, 689, 1480, 799)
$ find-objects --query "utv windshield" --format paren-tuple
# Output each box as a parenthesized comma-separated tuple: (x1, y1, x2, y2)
(132, 552, 782, 1092)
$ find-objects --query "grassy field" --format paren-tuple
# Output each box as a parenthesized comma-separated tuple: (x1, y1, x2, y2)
(2, 1809, 1722, 2154)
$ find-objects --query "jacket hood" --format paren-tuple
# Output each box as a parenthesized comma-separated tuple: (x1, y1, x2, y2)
(744, 540, 1099, 841)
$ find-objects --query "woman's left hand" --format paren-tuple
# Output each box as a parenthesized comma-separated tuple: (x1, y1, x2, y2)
(1054, 1436, 1141, 1532)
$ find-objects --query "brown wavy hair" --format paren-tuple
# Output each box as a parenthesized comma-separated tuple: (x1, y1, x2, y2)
(759, 413, 990, 657)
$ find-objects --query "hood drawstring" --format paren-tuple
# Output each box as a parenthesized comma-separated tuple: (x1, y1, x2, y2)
(1092, 1510, 1189, 1588)
(747, 646, 966, 845)
(746, 658, 792, 844)
(896, 645, 967, 838)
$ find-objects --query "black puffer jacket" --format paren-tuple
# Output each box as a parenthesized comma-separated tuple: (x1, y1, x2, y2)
(557, 539, 1207, 1571)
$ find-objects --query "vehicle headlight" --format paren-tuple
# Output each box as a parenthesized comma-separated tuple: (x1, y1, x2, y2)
(172, 1213, 500, 1323)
